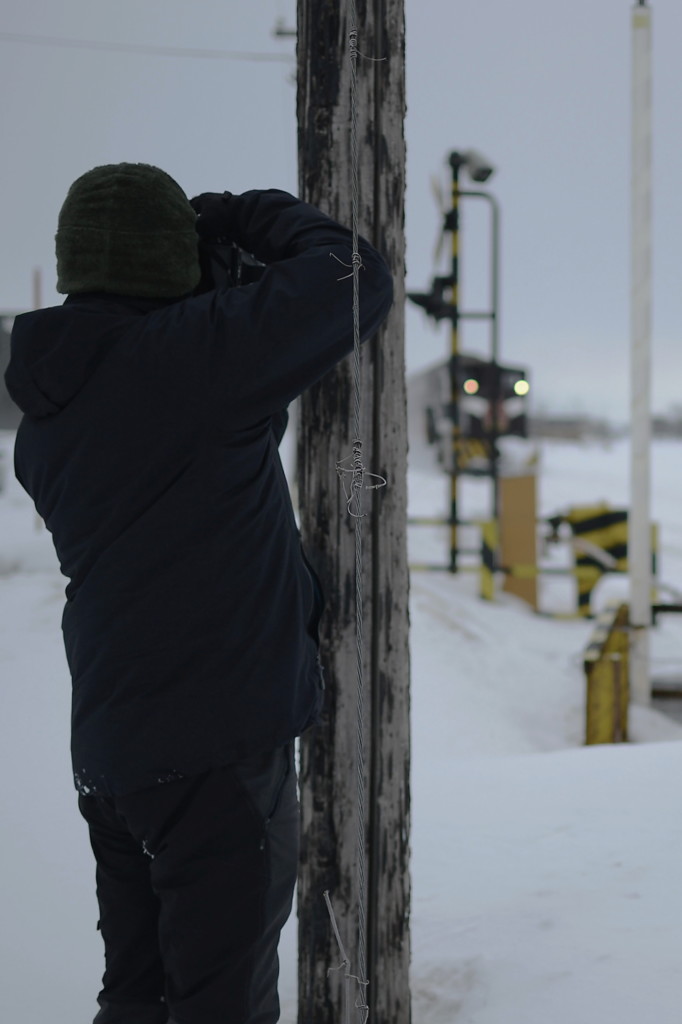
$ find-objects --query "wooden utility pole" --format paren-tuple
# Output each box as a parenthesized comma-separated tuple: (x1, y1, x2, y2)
(296, 2, 409, 1023)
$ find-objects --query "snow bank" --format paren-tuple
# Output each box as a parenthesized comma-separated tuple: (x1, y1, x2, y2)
(2, 428, 682, 1023)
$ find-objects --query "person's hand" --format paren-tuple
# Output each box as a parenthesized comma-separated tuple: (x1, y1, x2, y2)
(190, 192, 236, 241)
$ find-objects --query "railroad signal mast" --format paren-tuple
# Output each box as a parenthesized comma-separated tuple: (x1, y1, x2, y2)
(409, 149, 530, 571)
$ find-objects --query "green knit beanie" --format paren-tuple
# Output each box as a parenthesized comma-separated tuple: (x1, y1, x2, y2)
(56, 162, 201, 298)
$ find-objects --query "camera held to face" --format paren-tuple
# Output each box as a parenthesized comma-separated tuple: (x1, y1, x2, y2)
(195, 237, 266, 294)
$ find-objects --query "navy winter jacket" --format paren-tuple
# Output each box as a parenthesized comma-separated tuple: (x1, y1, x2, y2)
(5, 189, 393, 796)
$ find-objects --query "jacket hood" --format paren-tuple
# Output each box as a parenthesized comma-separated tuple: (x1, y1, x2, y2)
(4, 295, 168, 419)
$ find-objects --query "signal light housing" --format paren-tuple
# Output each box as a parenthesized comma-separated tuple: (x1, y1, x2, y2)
(449, 354, 530, 439)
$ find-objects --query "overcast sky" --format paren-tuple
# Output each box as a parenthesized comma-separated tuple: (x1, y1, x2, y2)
(1, 0, 680, 418)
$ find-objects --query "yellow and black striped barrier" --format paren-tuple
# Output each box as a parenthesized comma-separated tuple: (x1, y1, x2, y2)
(549, 506, 658, 616)
(477, 549, 628, 616)
(563, 505, 627, 616)
(583, 602, 629, 744)
(410, 510, 658, 619)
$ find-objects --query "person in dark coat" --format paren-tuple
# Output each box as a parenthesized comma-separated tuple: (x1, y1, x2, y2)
(5, 162, 393, 1024)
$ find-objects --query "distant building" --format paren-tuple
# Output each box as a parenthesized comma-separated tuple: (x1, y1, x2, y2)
(651, 414, 682, 439)
(527, 414, 614, 442)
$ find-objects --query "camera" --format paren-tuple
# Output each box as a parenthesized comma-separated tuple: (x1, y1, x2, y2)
(195, 237, 266, 294)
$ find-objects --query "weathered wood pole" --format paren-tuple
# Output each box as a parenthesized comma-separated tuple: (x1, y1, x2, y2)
(295, 2, 409, 1023)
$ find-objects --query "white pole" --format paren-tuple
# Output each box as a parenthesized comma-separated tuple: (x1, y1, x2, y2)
(630, 0, 653, 705)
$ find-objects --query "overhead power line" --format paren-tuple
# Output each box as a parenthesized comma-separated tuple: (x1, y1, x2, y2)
(0, 30, 293, 63)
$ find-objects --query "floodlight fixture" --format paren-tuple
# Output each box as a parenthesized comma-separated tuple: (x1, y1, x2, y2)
(449, 148, 496, 183)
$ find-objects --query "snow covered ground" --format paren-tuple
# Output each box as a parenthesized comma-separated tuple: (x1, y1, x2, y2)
(2, 426, 682, 1023)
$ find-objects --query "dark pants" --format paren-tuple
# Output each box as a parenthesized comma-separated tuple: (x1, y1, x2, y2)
(78, 744, 298, 1024)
